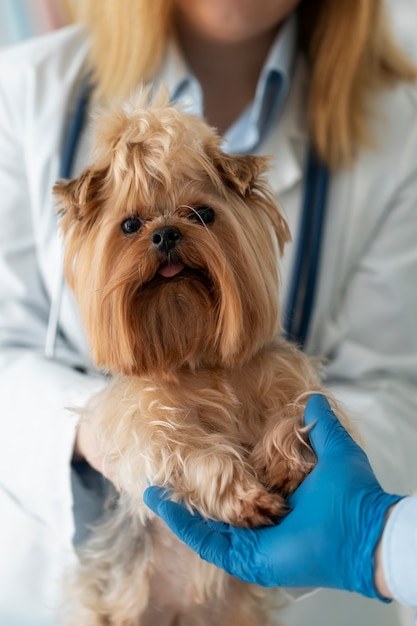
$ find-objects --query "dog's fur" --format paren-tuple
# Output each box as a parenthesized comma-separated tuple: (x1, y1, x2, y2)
(55, 88, 345, 626)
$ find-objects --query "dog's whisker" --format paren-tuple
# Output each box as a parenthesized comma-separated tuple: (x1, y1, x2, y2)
(177, 204, 210, 230)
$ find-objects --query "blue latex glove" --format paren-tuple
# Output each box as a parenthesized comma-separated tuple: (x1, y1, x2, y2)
(144, 394, 403, 598)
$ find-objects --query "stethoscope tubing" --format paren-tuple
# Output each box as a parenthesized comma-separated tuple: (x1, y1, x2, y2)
(45, 77, 93, 359)
(283, 149, 329, 347)
(59, 76, 93, 180)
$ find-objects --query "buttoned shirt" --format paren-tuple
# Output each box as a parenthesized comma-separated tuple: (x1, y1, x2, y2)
(157, 15, 296, 154)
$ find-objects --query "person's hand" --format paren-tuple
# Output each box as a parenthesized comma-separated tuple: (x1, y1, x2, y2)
(144, 394, 403, 598)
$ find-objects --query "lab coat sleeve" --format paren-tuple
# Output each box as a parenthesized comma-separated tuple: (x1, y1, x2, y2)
(313, 89, 417, 498)
(0, 34, 104, 546)
(382, 496, 417, 607)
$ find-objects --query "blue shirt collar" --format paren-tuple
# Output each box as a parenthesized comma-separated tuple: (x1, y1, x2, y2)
(160, 15, 297, 154)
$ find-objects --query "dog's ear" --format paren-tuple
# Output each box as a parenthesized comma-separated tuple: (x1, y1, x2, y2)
(53, 166, 107, 224)
(207, 142, 270, 196)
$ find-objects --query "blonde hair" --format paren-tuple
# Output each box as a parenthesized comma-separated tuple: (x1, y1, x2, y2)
(73, 0, 416, 169)
(298, 0, 417, 167)
(72, 0, 173, 99)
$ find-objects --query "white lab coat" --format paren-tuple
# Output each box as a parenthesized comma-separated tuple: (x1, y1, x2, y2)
(1, 25, 417, 626)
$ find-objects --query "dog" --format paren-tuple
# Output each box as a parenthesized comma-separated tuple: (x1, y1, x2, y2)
(54, 87, 346, 626)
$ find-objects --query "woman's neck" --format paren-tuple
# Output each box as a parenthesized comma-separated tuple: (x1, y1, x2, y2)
(175, 20, 279, 134)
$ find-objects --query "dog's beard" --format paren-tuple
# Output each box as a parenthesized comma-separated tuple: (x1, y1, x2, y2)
(134, 271, 220, 371)
(75, 223, 252, 376)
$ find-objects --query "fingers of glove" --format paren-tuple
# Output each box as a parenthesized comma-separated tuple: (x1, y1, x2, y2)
(206, 518, 235, 533)
(305, 396, 381, 496)
(144, 486, 232, 570)
(304, 394, 359, 458)
(144, 485, 171, 511)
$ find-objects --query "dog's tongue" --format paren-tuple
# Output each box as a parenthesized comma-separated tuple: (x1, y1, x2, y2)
(158, 262, 185, 278)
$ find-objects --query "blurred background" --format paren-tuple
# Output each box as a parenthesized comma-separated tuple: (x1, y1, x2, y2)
(387, 0, 417, 61)
(0, 0, 71, 46)
(1, 0, 417, 62)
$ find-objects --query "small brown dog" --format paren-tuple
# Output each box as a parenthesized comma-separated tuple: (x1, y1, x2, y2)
(55, 88, 343, 626)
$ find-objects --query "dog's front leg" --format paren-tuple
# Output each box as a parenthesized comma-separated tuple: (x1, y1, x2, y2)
(83, 380, 284, 529)
(165, 437, 286, 528)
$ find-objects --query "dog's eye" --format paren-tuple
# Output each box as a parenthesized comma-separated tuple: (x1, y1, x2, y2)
(189, 205, 215, 225)
(121, 216, 142, 236)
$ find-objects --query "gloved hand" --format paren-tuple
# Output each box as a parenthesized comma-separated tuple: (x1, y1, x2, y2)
(144, 394, 403, 598)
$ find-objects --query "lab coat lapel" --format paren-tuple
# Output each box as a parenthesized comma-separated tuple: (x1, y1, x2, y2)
(260, 56, 309, 197)
(257, 57, 310, 316)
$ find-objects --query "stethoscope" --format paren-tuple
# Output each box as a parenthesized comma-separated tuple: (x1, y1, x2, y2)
(47, 78, 328, 356)
(284, 150, 329, 347)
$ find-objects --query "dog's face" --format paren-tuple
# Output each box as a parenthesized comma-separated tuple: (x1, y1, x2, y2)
(54, 90, 290, 376)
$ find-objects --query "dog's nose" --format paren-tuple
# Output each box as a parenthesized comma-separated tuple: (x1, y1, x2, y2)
(151, 226, 181, 253)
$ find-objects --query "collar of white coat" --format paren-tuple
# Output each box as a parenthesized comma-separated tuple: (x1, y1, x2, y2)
(155, 16, 307, 196)
(259, 56, 308, 195)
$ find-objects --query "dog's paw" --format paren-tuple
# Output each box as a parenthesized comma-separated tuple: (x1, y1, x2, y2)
(232, 490, 287, 528)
